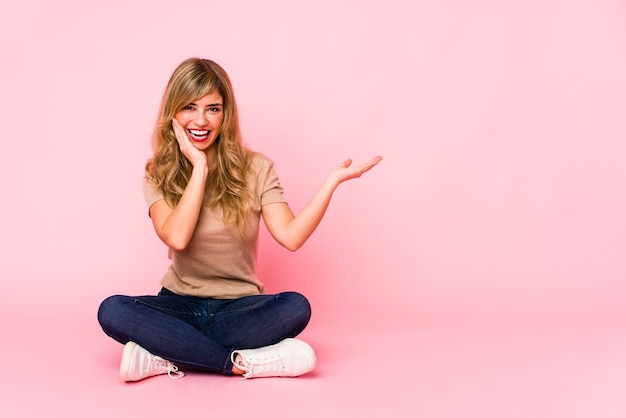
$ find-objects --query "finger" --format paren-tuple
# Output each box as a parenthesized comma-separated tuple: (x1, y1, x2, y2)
(171, 119, 189, 145)
(356, 156, 382, 174)
(171, 118, 184, 137)
(342, 158, 352, 167)
(364, 156, 382, 165)
(363, 156, 382, 168)
(172, 120, 185, 136)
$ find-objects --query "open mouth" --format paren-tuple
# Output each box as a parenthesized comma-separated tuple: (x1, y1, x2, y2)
(188, 129, 210, 142)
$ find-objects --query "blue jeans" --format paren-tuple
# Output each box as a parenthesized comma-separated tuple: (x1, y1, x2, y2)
(97, 288, 312, 375)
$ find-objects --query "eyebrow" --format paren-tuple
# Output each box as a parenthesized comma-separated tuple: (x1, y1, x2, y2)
(188, 102, 223, 106)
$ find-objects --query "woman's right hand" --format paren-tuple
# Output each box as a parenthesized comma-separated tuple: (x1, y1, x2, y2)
(150, 119, 209, 250)
(172, 118, 208, 169)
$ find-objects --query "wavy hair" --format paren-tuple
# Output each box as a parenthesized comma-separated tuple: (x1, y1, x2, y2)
(145, 58, 254, 234)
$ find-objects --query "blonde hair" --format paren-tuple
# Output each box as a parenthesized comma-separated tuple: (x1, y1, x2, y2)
(145, 58, 254, 234)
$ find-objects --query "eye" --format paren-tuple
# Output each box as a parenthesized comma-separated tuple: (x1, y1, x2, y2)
(182, 105, 194, 111)
(208, 107, 222, 114)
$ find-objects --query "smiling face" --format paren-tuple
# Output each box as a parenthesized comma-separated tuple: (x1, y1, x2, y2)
(173, 90, 224, 153)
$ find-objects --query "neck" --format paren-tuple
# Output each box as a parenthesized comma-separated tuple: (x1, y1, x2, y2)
(204, 144, 218, 171)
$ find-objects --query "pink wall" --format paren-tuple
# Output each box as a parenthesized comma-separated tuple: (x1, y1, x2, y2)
(1, 0, 625, 323)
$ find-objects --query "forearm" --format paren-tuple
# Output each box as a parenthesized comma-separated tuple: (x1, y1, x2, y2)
(155, 166, 208, 250)
(263, 155, 382, 251)
(280, 178, 338, 251)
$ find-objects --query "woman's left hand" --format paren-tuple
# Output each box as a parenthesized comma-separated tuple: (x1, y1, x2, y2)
(327, 156, 383, 186)
(262, 155, 383, 251)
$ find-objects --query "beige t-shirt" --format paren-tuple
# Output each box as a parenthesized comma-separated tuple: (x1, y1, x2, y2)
(143, 153, 286, 298)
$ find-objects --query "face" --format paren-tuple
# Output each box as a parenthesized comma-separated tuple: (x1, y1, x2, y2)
(173, 90, 224, 152)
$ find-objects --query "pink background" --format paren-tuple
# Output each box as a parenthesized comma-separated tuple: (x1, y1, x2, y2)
(2, 0, 626, 417)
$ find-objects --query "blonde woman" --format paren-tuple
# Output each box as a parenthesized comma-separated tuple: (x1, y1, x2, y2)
(98, 58, 382, 381)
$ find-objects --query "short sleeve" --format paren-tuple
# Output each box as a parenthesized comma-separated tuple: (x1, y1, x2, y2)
(142, 177, 165, 210)
(254, 155, 287, 206)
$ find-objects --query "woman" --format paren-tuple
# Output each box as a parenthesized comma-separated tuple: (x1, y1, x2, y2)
(97, 58, 382, 381)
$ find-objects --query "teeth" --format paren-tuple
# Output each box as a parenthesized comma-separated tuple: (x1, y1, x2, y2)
(190, 130, 209, 135)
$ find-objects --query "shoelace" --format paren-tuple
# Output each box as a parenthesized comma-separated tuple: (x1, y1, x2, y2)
(165, 363, 185, 379)
(146, 356, 185, 379)
(233, 353, 285, 379)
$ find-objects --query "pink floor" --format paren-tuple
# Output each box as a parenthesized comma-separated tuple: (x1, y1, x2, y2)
(3, 310, 625, 417)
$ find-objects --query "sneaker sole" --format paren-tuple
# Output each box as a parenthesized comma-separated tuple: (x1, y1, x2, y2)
(119, 341, 139, 381)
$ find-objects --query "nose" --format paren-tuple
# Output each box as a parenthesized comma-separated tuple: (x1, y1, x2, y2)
(194, 111, 208, 126)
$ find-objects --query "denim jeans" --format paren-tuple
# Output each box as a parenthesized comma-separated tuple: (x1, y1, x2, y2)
(97, 288, 311, 375)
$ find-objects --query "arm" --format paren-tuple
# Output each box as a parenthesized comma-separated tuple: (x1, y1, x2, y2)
(149, 119, 209, 250)
(262, 156, 382, 251)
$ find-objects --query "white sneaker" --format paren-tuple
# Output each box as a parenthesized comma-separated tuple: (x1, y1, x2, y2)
(119, 341, 185, 382)
(231, 338, 316, 379)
